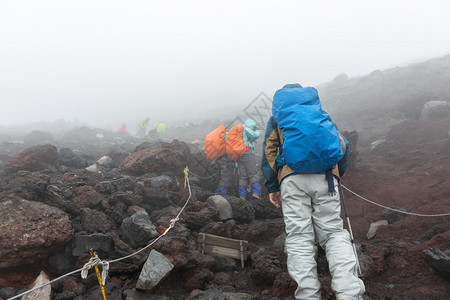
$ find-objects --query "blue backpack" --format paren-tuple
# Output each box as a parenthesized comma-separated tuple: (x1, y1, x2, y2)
(272, 86, 344, 174)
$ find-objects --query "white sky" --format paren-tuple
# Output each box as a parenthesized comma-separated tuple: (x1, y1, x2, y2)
(1, 0, 449, 130)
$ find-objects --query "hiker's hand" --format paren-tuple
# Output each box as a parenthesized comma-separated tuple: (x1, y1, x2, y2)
(269, 191, 281, 209)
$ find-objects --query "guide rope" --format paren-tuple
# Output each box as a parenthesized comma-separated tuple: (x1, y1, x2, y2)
(7, 167, 193, 300)
(341, 184, 450, 217)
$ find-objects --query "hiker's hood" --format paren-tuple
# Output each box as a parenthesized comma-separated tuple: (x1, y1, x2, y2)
(243, 119, 257, 130)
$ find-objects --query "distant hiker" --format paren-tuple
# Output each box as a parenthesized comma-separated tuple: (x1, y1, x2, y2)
(227, 119, 262, 199)
(261, 83, 365, 299)
(148, 122, 166, 140)
(205, 125, 234, 195)
(118, 123, 129, 135)
(156, 122, 166, 135)
(137, 117, 150, 138)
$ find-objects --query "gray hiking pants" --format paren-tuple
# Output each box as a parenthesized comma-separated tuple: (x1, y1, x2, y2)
(280, 174, 365, 300)
(237, 152, 260, 193)
(216, 155, 234, 192)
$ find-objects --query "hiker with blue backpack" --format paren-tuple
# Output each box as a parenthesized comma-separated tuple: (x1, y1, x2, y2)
(261, 84, 365, 300)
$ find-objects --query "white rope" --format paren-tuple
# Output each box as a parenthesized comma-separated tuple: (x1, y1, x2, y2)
(8, 268, 82, 300)
(8, 254, 114, 300)
(107, 231, 166, 265)
(342, 184, 450, 217)
(187, 170, 218, 180)
(7, 168, 194, 300)
(108, 168, 192, 265)
(80, 256, 109, 284)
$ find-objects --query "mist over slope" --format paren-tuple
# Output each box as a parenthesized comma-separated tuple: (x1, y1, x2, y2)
(1, 54, 449, 154)
(0, 54, 449, 300)
(318, 54, 450, 153)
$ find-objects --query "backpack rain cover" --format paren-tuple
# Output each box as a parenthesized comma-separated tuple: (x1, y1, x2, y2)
(226, 125, 246, 162)
(272, 86, 343, 173)
(204, 125, 226, 161)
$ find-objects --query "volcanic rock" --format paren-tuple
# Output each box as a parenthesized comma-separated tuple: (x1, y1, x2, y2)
(120, 140, 189, 176)
(0, 197, 74, 269)
(423, 248, 450, 280)
(71, 233, 114, 257)
(22, 271, 51, 300)
(120, 211, 158, 249)
(367, 220, 389, 239)
(207, 195, 233, 221)
(72, 185, 104, 210)
(3, 144, 58, 174)
(58, 148, 92, 169)
(136, 250, 174, 291)
(381, 206, 411, 224)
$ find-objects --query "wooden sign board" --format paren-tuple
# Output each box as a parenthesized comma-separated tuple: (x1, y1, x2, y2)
(198, 233, 248, 268)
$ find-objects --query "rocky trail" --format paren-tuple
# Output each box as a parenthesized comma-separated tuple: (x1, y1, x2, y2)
(0, 55, 449, 300)
(0, 113, 448, 300)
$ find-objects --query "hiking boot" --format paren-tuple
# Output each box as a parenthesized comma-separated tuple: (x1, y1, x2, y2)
(252, 193, 261, 200)
(240, 197, 246, 200)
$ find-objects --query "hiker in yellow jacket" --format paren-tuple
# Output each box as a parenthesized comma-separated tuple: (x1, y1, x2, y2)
(137, 117, 150, 138)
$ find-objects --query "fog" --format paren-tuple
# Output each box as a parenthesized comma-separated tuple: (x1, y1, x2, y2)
(1, 0, 449, 133)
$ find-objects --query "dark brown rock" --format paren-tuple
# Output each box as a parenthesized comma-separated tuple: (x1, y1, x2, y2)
(271, 272, 297, 298)
(3, 144, 58, 174)
(2, 170, 50, 201)
(250, 248, 285, 286)
(423, 248, 450, 280)
(120, 141, 189, 176)
(184, 205, 218, 230)
(72, 185, 104, 210)
(183, 267, 213, 291)
(0, 197, 74, 269)
(80, 208, 112, 233)
(211, 272, 232, 285)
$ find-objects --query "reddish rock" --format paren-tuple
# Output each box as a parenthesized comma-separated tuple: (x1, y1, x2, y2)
(109, 232, 133, 253)
(62, 277, 82, 295)
(72, 185, 104, 210)
(153, 237, 189, 268)
(156, 225, 167, 236)
(3, 144, 58, 174)
(0, 197, 74, 269)
(271, 272, 296, 297)
(200, 220, 248, 240)
(120, 142, 189, 176)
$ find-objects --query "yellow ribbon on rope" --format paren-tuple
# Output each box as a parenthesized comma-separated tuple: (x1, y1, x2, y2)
(89, 250, 108, 300)
(184, 166, 189, 188)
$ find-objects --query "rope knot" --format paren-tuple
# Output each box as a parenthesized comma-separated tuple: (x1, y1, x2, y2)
(81, 256, 110, 284)
(169, 217, 179, 227)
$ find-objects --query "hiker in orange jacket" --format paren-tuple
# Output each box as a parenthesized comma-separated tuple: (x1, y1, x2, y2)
(118, 123, 129, 135)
